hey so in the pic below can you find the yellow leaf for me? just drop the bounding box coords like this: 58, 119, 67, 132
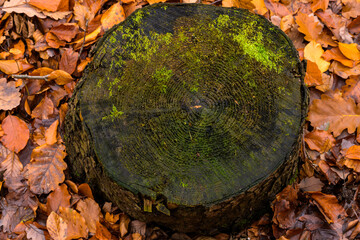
251, 0, 267, 15
101, 3, 126, 31
338, 42, 360, 61
304, 41, 330, 73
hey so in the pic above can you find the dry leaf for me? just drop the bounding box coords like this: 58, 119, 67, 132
0, 78, 21, 110
311, 0, 329, 12
105, 212, 119, 224
0, 60, 22, 75
45, 32, 66, 49
46, 184, 71, 215
318, 160, 340, 184
304, 41, 330, 73
76, 198, 102, 234
50, 24, 79, 42
1, 115, 29, 153
330, 61, 360, 79
0, 152, 23, 180
147, 0, 166, 4
48, 70, 74, 85
304, 130, 335, 153
263, 0, 290, 17
120, 214, 130, 237
59, 207, 88, 239
308, 93, 360, 137
26, 143, 67, 194
304, 61, 323, 87
322, 47, 356, 68
74, 1, 95, 30
342, 76, 360, 103
59, 49, 79, 75
31, 95, 55, 119
78, 183, 94, 199
310, 192, 346, 224
342, 0, 360, 19
46, 211, 67, 240
45, 120, 59, 145
338, 42, 360, 61
296, 12, 323, 42
299, 177, 324, 192
2, 0, 46, 18
251, 0, 268, 15
95, 222, 112, 240
25, 223, 46, 240
28, 0, 69, 12
101, 3, 126, 31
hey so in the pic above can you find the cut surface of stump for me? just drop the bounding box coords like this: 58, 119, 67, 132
64, 3, 307, 232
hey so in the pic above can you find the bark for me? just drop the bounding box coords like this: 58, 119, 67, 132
64, 3, 307, 233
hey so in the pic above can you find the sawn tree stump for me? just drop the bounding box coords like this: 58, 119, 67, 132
64, 3, 307, 232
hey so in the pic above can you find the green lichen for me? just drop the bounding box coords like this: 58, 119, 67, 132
102, 105, 124, 122
153, 67, 173, 93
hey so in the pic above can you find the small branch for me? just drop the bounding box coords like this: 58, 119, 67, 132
12, 74, 49, 80
78, 19, 90, 62
210, 0, 222, 5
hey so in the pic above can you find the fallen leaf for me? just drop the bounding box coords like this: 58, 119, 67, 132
48, 70, 74, 85
49, 85, 68, 107
0, 152, 23, 181
45, 32, 66, 49
31, 95, 55, 120
0, 60, 22, 75
310, 192, 346, 224
25, 223, 46, 240
119, 214, 130, 237
46, 184, 71, 214
304, 61, 323, 87
77, 57, 92, 72
318, 160, 340, 184
59, 207, 88, 239
101, 3, 126, 31
147, 0, 166, 4
338, 42, 360, 61
280, 14, 294, 33
322, 47, 356, 68
272, 185, 298, 229
26, 143, 67, 194
132, 232, 143, 240
341, 0, 360, 19
307, 92, 360, 137
311, 0, 329, 12
10, 40, 25, 59
73, 26, 102, 50
263, 0, 290, 17
348, 16, 360, 34
45, 120, 59, 145
1, 115, 29, 153
304, 130, 335, 153
330, 61, 360, 79
304, 41, 330, 73
295, 12, 323, 42
28, 0, 69, 12
251, 0, 268, 15
299, 177, 324, 192
342, 76, 360, 103
46, 211, 67, 240
95, 222, 112, 240
74, 1, 95, 30
76, 198, 102, 234
78, 183, 94, 199
105, 212, 119, 224
0, 78, 21, 110
50, 24, 79, 42
2, 0, 46, 18
59, 49, 79, 75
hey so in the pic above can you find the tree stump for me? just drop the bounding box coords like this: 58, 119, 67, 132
64, 3, 307, 233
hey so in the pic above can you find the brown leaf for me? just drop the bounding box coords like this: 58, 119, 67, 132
105, 212, 119, 224
295, 12, 323, 42
26, 143, 67, 194
28, 0, 69, 12
74, 1, 95, 30
348, 16, 360, 34
76, 198, 102, 234
78, 183, 94, 199
120, 213, 130, 237
310, 192, 346, 224
77, 57, 92, 73
222, 0, 254, 9
342, 77, 360, 104
322, 47, 356, 68
49, 85, 68, 107
46, 211, 67, 240
45, 120, 59, 145
304, 61, 323, 87
0, 60, 22, 75
101, 2, 126, 31
342, 0, 360, 19
263, 0, 290, 17
95, 222, 112, 240
299, 177, 324, 192
304, 130, 335, 153
1, 115, 29, 153
46, 184, 71, 215
45, 32, 66, 49
73, 26, 102, 50
0, 78, 21, 110
50, 24, 79, 42
25, 223, 46, 240
0, 152, 23, 181
59, 49, 79, 75
308, 93, 360, 137
272, 185, 298, 229
59, 207, 88, 239
31, 95, 55, 120
2, 0, 46, 18
48, 70, 73, 85
10, 40, 25, 59
318, 160, 340, 184
311, 0, 329, 12
329, 61, 360, 79
33, 126, 46, 146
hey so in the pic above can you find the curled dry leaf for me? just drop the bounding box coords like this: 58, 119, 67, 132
95, 222, 112, 240
344, 145, 360, 172
304, 129, 335, 153
311, 0, 329, 12
26, 143, 67, 195
341, 0, 360, 19
308, 93, 360, 137
120, 213, 130, 237
25, 223, 46, 240
330, 61, 360, 79
2, 0, 46, 18
322, 47, 356, 68
46, 184, 71, 215
299, 177, 324, 192
304, 41, 330, 73
1, 115, 29, 153
310, 192, 346, 224
76, 198, 102, 234
0, 78, 21, 110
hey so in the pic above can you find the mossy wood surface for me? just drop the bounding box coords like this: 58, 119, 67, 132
64, 3, 306, 232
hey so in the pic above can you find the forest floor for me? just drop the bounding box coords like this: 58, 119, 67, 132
0, 0, 359, 239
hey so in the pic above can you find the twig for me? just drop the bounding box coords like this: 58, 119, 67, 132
12, 74, 49, 80
210, 0, 222, 5
78, 19, 90, 62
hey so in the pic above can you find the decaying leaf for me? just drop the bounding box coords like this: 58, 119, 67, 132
47, 70, 74, 85
0, 152, 23, 181
1, 115, 29, 153
310, 192, 346, 224
28, 0, 69, 12
76, 198, 102, 234
2, 0, 46, 18
299, 177, 324, 192
31, 95, 55, 119
0, 78, 21, 110
59, 49, 79, 75
26, 143, 67, 194
46, 211, 67, 240
342, 76, 360, 103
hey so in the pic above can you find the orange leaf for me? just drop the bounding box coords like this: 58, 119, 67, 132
74, 2, 95, 30
322, 47, 356, 68
50, 23, 79, 42
263, 0, 290, 17
76, 198, 102, 234
59, 207, 88, 239
342, 76, 360, 104
304, 130, 335, 153
47, 211, 67, 240
78, 183, 94, 199
10, 40, 25, 60
307, 93, 360, 137
251, 0, 267, 15
0, 78, 21, 111
77, 57, 92, 73
101, 3, 125, 31
95, 222, 112, 240
1, 115, 29, 153
338, 42, 360, 61
0, 152, 23, 180
120, 214, 130, 237
345, 145, 360, 160
311, 0, 329, 12
132, 232, 143, 240
304, 61, 323, 87
295, 12, 323, 42
31, 95, 55, 119
329, 61, 360, 79
59, 49, 79, 75
45, 32, 66, 49
45, 120, 59, 145
147, 0, 166, 4
304, 41, 330, 73
26, 143, 67, 194
28, 0, 69, 12
0, 60, 22, 75
310, 192, 346, 224
48, 70, 73, 86
105, 212, 119, 224
33, 126, 46, 146
46, 184, 71, 215
73, 26, 102, 50
342, 0, 360, 19
30, 67, 54, 76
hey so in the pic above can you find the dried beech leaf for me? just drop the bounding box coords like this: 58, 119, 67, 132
0, 60, 21, 75
251, 0, 267, 15
26, 143, 67, 194
338, 42, 360, 61
304, 61, 323, 87
295, 12, 323, 42
101, 3, 126, 31
2, 0, 46, 18
46, 211, 67, 240
299, 177, 324, 192
342, 0, 360, 19
95, 222, 112, 240
78, 183, 94, 199
59, 49, 79, 75
31, 95, 55, 119
310, 192, 346, 224
311, 0, 329, 12
25, 224, 46, 240
46, 184, 71, 215
0, 152, 23, 180
0, 78, 21, 110
76, 198, 102, 234
329, 61, 360, 79
50, 24, 79, 42
28, 0, 69, 12
59, 207, 88, 239
45, 120, 59, 145
342, 77, 360, 104
304, 130, 335, 153
1, 115, 29, 153
322, 48, 356, 68
120, 214, 130, 237
304, 41, 330, 73
47, 70, 73, 85
308, 94, 360, 137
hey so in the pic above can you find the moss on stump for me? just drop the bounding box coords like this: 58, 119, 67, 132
64, 3, 307, 233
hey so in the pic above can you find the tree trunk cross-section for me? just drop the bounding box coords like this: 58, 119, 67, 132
64, 3, 307, 232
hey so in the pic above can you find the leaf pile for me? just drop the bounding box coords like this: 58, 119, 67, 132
0, 0, 359, 239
